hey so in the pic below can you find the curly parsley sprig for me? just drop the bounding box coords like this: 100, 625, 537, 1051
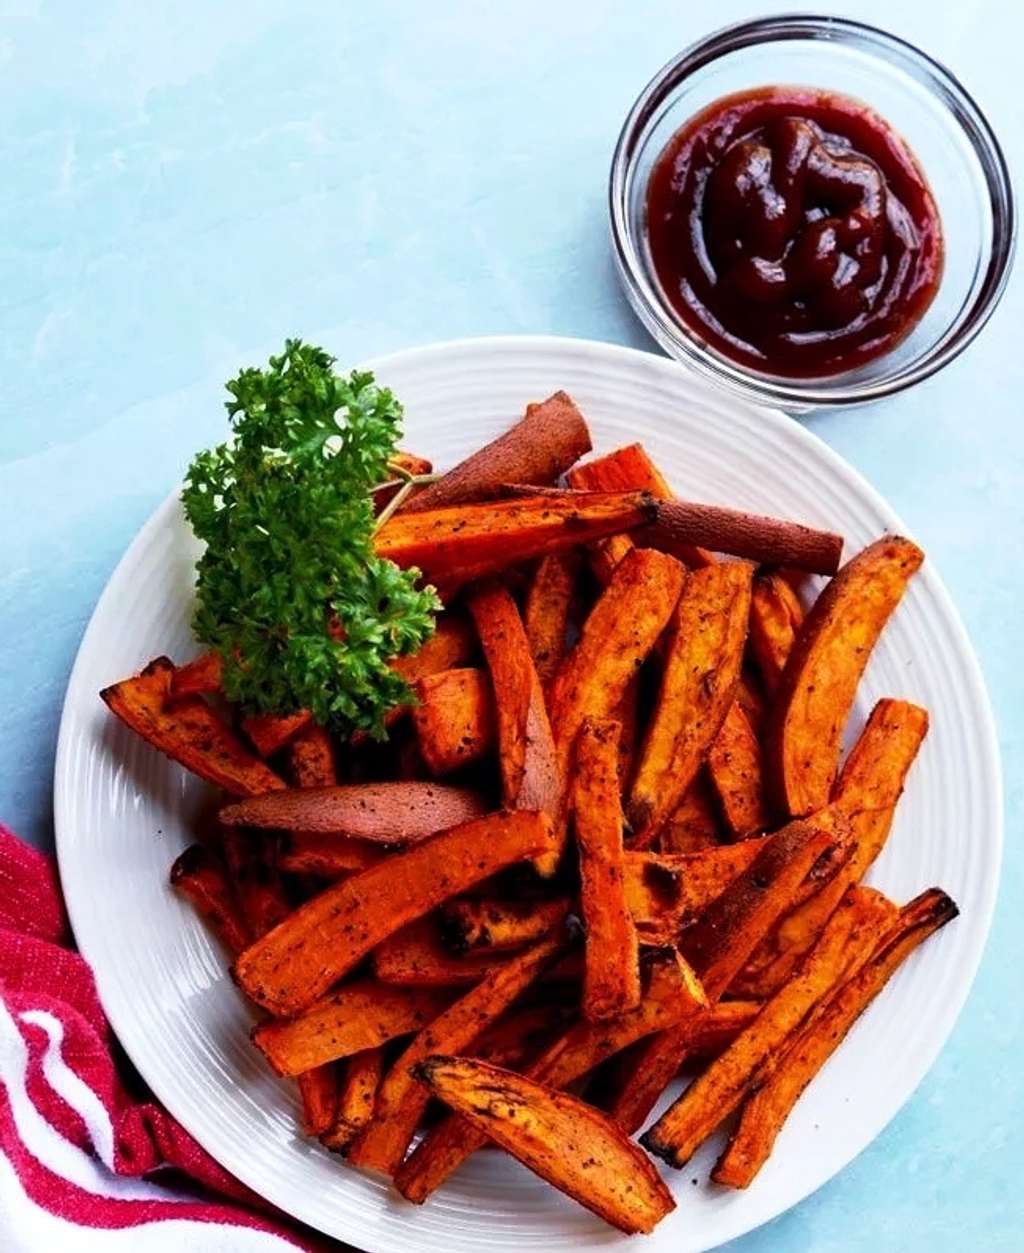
182, 340, 440, 738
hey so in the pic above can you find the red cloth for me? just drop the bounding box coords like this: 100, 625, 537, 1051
0, 822, 318, 1250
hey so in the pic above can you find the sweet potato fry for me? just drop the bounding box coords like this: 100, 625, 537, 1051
169, 650, 223, 700
707, 702, 768, 838
376, 490, 657, 585
402, 391, 591, 513
222, 830, 291, 939
374, 917, 505, 986
288, 724, 337, 789
470, 1007, 571, 1070
297, 1066, 339, 1137
253, 980, 451, 1076
241, 710, 313, 758
411, 668, 495, 775
346, 933, 565, 1175
277, 832, 384, 876
766, 535, 924, 817
394, 951, 705, 1202
658, 776, 724, 852
645, 498, 843, 575
748, 571, 804, 694
587, 532, 635, 585
567, 441, 714, 569
412, 1056, 676, 1234
441, 896, 568, 953
234, 811, 554, 1015
735, 670, 767, 736
467, 581, 560, 866
628, 562, 753, 846
548, 547, 686, 786
389, 614, 477, 685
607, 814, 843, 1133
623, 842, 763, 942
170, 844, 250, 954
713, 888, 958, 1188
523, 550, 582, 687
220, 781, 486, 843
734, 699, 929, 997
641, 886, 892, 1166
678, 1000, 763, 1061
101, 658, 287, 797
574, 718, 641, 1021
320, 1048, 383, 1152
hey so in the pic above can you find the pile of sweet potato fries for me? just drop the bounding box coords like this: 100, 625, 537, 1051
102, 392, 957, 1235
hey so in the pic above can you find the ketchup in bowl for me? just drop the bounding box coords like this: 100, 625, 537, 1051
646, 87, 943, 378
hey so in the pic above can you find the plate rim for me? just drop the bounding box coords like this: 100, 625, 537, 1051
53, 333, 1003, 1253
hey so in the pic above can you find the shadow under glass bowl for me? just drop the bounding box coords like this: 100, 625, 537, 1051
609, 14, 1015, 410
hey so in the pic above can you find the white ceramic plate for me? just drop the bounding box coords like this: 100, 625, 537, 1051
54, 336, 1001, 1253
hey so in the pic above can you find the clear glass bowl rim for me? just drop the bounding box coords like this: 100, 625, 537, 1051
608, 13, 1016, 409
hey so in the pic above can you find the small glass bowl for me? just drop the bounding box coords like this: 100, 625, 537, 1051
609, 14, 1015, 409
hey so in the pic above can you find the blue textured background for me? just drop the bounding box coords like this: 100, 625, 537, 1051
1, 1, 1019, 1247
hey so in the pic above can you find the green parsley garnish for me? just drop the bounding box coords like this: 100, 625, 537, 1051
181, 339, 440, 738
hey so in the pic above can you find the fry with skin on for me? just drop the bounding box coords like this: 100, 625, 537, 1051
252, 981, 452, 1076
748, 571, 804, 694
713, 888, 958, 1188
373, 917, 506, 987
394, 950, 706, 1202
567, 442, 714, 577
413, 1056, 676, 1235
628, 562, 753, 847
607, 813, 845, 1134
467, 580, 560, 872
101, 657, 286, 798
402, 391, 591, 513
411, 669, 495, 775
707, 702, 768, 838
346, 932, 566, 1175
734, 699, 929, 998
220, 781, 486, 843
233, 810, 555, 1016
644, 497, 843, 575
170, 844, 250, 955
548, 547, 687, 788
441, 896, 568, 954
574, 718, 641, 1021
524, 550, 582, 688
375, 490, 658, 586
320, 1048, 385, 1152
641, 886, 894, 1166
766, 535, 924, 818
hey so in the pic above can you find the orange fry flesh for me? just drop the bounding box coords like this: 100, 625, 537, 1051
233, 810, 554, 1016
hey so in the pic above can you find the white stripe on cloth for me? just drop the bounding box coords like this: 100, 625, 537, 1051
0, 997, 298, 1248
0, 1147, 297, 1253
20, 1010, 120, 1172
0, 994, 157, 1200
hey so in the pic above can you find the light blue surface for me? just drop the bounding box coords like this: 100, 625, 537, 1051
1, 1, 1019, 1247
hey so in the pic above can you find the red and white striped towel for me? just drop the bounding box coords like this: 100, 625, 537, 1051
0, 823, 322, 1251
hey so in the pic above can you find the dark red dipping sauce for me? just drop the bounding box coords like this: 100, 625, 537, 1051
646, 87, 943, 378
